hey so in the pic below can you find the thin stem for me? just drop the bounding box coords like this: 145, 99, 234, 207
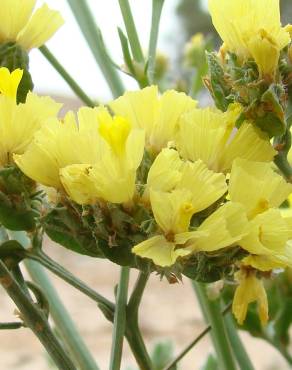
148, 0, 165, 83
0, 260, 76, 370
0, 322, 24, 329
126, 272, 152, 370
25, 259, 100, 370
67, 0, 125, 98
39, 45, 96, 107
224, 313, 255, 370
163, 303, 231, 370
27, 250, 114, 311
274, 153, 292, 182
193, 282, 237, 370
109, 266, 130, 370
118, 0, 144, 63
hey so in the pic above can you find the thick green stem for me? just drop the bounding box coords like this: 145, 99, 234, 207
25, 259, 100, 370
224, 313, 255, 370
39, 45, 96, 107
193, 282, 237, 370
0, 260, 76, 370
27, 250, 114, 311
110, 266, 130, 370
118, 0, 144, 63
148, 0, 165, 83
9, 231, 100, 370
67, 0, 125, 98
126, 272, 152, 370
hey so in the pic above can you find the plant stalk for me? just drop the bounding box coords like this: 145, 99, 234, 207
126, 272, 152, 370
193, 282, 237, 370
0, 260, 76, 370
109, 266, 130, 370
118, 0, 144, 63
148, 0, 165, 83
9, 231, 100, 370
27, 249, 115, 311
25, 259, 100, 370
67, 0, 125, 98
224, 313, 255, 370
39, 45, 96, 107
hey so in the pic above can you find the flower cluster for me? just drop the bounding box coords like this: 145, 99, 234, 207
1, 0, 292, 327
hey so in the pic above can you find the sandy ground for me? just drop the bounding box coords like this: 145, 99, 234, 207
0, 239, 291, 370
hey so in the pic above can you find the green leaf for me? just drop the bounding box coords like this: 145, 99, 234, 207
0, 191, 36, 231
43, 206, 103, 258
0, 240, 26, 263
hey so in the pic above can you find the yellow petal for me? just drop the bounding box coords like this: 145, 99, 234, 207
178, 160, 227, 213
149, 90, 197, 151
229, 158, 292, 218
150, 189, 195, 235
110, 86, 159, 138
0, 0, 36, 42
0, 68, 23, 100
17, 4, 64, 50
240, 209, 290, 255
177, 107, 227, 170
190, 202, 248, 252
132, 235, 189, 267
60, 164, 98, 205
218, 123, 276, 172
146, 148, 182, 194
232, 270, 268, 325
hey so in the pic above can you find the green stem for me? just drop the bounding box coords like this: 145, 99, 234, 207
126, 272, 152, 370
9, 231, 100, 370
224, 313, 255, 370
274, 153, 292, 182
67, 0, 125, 98
118, 0, 144, 63
0, 260, 76, 370
193, 282, 237, 370
109, 266, 130, 370
148, 0, 165, 83
25, 259, 100, 370
39, 45, 96, 107
0, 322, 24, 329
27, 250, 114, 311
163, 303, 231, 370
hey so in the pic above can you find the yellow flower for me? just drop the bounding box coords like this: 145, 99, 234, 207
15, 107, 145, 204
133, 193, 247, 267
184, 202, 249, 253
176, 106, 275, 173
133, 189, 206, 267
229, 158, 292, 219
144, 148, 227, 209
0, 1, 64, 50
232, 269, 268, 325
109, 86, 197, 152
208, 0, 290, 78
0, 69, 61, 167
0, 68, 23, 99
239, 208, 292, 255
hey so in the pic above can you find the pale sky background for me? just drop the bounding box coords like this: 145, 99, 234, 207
30, 0, 208, 102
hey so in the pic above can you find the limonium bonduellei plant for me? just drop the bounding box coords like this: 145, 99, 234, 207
1, 0, 292, 370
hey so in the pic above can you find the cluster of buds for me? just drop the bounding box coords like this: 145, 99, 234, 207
0, 0, 292, 327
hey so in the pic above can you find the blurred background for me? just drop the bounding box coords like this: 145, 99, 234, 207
1, 1, 292, 369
